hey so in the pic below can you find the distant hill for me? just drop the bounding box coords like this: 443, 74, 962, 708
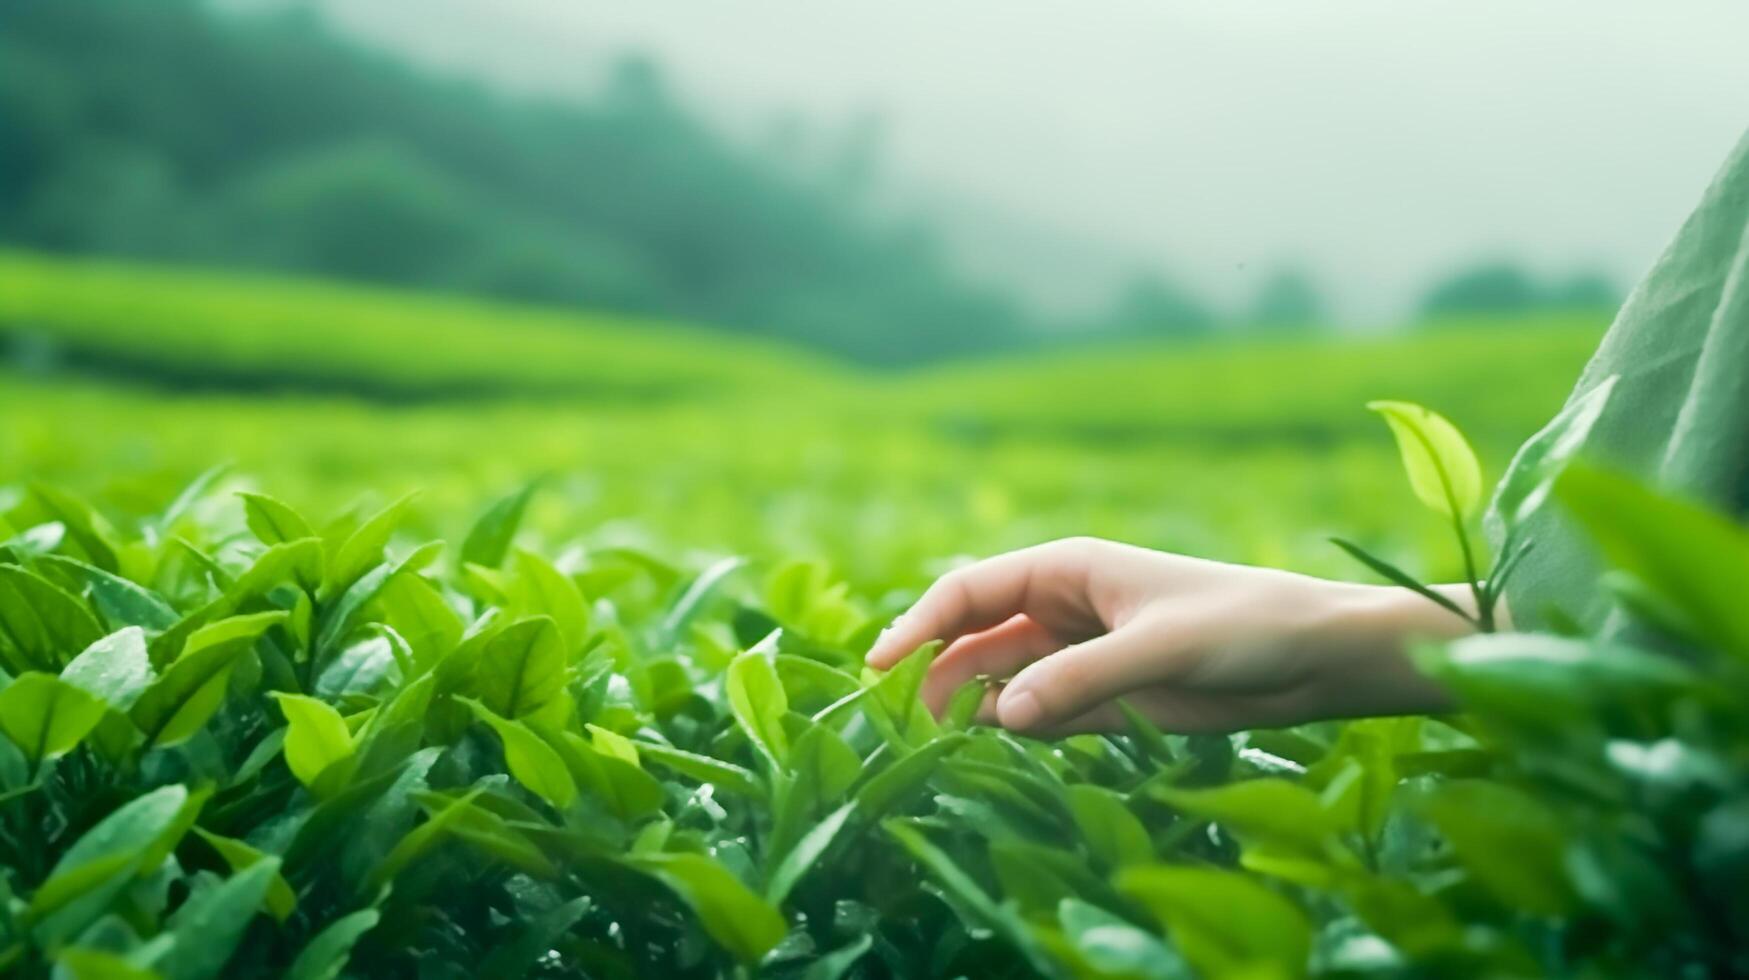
1, 249, 1603, 466
0, 0, 1026, 364
0, 250, 844, 402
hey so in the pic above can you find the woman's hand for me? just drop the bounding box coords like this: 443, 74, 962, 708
864, 537, 1482, 735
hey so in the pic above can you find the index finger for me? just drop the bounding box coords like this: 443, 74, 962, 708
864, 539, 1095, 669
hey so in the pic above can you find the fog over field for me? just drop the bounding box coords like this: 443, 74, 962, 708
321, 0, 1749, 324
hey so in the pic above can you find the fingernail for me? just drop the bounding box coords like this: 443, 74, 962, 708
865, 628, 891, 664
1001, 690, 1041, 730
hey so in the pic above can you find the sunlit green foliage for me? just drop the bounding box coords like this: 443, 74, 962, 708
0, 437, 1742, 977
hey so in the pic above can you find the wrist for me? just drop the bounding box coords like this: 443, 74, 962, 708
1306, 582, 1471, 718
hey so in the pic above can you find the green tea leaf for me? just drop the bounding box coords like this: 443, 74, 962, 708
790, 723, 861, 805
285, 908, 380, 980
943, 677, 988, 731
1065, 784, 1153, 868
1118, 699, 1177, 767
0, 520, 65, 562
137, 783, 212, 880
222, 538, 324, 613
172, 537, 233, 592
508, 549, 588, 655
313, 560, 392, 659
1058, 898, 1190, 980
547, 729, 663, 821
238, 491, 316, 546
40, 556, 179, 631
132, 612, 285, 749
775, 654, 862, 709
1367, 400, 1484, 519
372, 571, 464, 669
863, 641, 941, 748
799, 935, 872, 980
1304, 719, 1414, 843
62, 626, 153, 711
661, 556, 745, 640
1419, 632, 1699, 730
477, 896, 590, 979
30, 785, 188, 943
0, 565, 105, 673
460, 481, 538, 570
192, 828, 298, 922
627, 852, 786, 965
464, 698, 577, 808
182, 608, 289, 663
476, 616, 567, 719
326, 492, 417, 596
154, 464, 230, 536
27, 483, 119, 571
1419, 779, 1576, 917
853, 733, 967, 820
765, 560, 864, 643
1557, 465, 1749, 658
441, 799, 560, 880
765, 801, 854, 905
586, 722, 640, 766
634, 739, 762, 798
1150, 779, 1338, 850
54, 949, 161, 980
368, 788, 486, 890
989, 839, 1109, 914
271, 692, 359, 796
883, 819, 1055, 974
147, 859, 280, 980
1118, 864, 1311, 979
726, 650, 790, 769
0, 672, 107, 768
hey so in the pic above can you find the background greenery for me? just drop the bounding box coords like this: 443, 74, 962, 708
7, 1, 1741, 977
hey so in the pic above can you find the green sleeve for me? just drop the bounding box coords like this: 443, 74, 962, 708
1491, 127, 1749, 630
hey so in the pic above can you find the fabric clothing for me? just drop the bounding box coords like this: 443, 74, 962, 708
1495, 128, 1749, 629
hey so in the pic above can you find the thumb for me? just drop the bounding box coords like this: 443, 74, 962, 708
995, 615, 1184, 731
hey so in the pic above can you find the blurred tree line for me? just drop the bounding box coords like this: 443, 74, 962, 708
1417, 262, 1618, 319
0, 0, 1026, 364
1096, 259, 1617, 343
1100, 266, 1330, 341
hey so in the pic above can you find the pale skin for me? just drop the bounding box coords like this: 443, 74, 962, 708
864, 537, 1500, 735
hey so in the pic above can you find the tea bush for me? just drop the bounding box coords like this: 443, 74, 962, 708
0, 402, 1743, 979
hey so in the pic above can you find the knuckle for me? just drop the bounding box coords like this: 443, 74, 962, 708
939, 563, 975, 586
1058, 535, 1110, 557
921, 567, 975, 619
937, 566, 975, 600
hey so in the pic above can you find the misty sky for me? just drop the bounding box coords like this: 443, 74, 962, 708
323, 1, 1749, 325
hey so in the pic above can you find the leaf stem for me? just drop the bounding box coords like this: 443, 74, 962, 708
1450, 513, 1490, 632
1329, 538, 1476, 627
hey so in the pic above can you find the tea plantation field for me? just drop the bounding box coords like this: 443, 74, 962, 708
0, 251, 1602, 591
8, 253, 1740, 979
